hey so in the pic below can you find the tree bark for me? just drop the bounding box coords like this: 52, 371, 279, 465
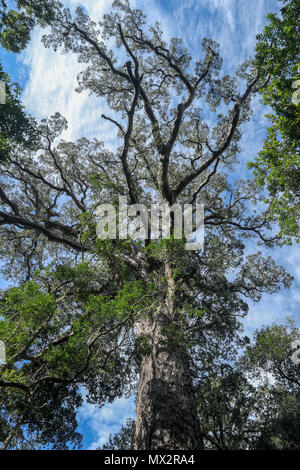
134, 307, 202, 450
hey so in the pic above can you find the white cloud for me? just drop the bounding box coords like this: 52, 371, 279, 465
206, 0, 237, 32
78, 395, 135, 449
21, 27, 84, 140
138, 0, 279, 74
243, 242, 300, 333
20, 0, 114, 141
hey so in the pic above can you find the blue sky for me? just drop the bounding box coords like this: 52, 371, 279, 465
1, 0, 299, 450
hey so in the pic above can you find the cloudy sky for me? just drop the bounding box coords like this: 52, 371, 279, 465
1, 0, 299, 450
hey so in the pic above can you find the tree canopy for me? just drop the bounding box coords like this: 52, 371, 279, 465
0, 0, 298, 450
249, 0, 300, 241
0, 0, 60, 52
0, 62, 38, 162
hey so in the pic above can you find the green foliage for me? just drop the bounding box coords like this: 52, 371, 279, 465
249, 0, 300, 241
53, 262, 97, 301
0, 274, 148, 448
0, 9, 34, 52
144, 237, 186, 267
0, 281, 83, 449
86, 280, 153, 322
0, 282, 56, 365
244, 321, 300, 378
0, 0, 297, 449
90, 172, 124, 193
0, 63, 38, 161
0, 0, 58, 52
250, 324, 292, 362
241, 322, 300, 450
134, 334, 152, 361
161, 322, 192, 352
195, 323, 300, 450
0, 1, 59, 162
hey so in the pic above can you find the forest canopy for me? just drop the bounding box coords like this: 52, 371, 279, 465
0, 0, 299, 451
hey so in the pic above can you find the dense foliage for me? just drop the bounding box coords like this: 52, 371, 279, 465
0, 0, 298, 449
249, 0, 300, 241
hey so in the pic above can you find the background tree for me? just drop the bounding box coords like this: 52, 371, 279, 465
0, 0, 60, 52
241, 322, 300, 449
196, 322, 300, 450
0, 0, 59, 162
102, 418, 136, 450
249, 0, 300, 241
0, 0, 294, 449
0, 62, 38, 162
0, 3, 72, 448
101, 322, 300, 450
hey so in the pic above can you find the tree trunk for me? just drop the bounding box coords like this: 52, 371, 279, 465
134, 308, 202, 450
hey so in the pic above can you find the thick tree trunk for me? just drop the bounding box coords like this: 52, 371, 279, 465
134, 308, 202, 450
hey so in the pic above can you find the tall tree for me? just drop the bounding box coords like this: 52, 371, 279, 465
0, 0, 293, 449
102, 322, 300, 450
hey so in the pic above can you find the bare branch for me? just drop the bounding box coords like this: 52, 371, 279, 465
0, 211, 87, 252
